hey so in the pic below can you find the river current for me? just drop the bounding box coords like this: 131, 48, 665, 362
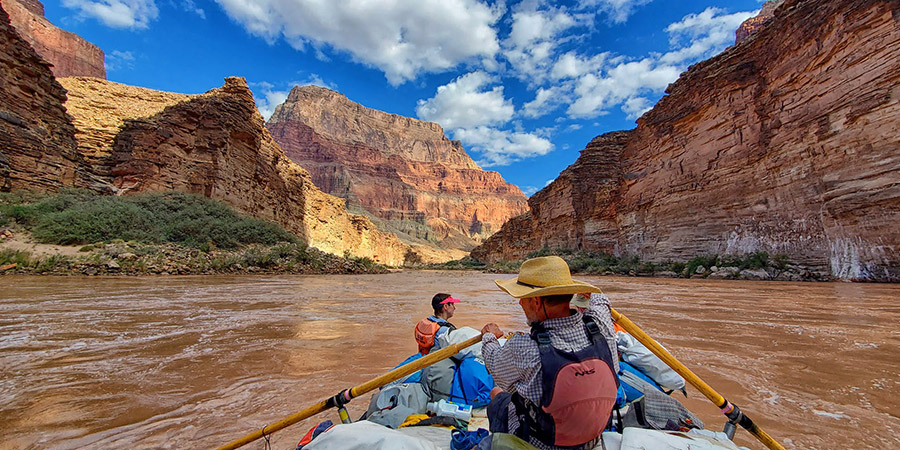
1, 272, 898, 449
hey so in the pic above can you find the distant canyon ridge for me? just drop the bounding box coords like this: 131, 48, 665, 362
266, 86, 527, 257
473, 0, 900, 281
2, 0, 898, 279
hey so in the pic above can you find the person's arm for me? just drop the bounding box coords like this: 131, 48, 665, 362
482, 330, 538, 391
587, 293, 619, 372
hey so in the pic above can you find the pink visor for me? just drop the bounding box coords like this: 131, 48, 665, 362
440, 296, 460, 304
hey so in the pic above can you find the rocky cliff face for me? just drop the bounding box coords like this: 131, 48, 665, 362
266, 86, 528, 253
3, 0, 105, 79
473, 0, 900, 281
58, 77, 410, 265
0, 2, 85, 192
735, 1, 784, 45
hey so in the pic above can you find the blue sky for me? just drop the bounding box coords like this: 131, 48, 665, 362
43, 0, 763, 196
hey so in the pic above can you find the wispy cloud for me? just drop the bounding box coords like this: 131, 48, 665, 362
105, 50, 135, 71
454, 126, 553, 167
62, 0, 159, 29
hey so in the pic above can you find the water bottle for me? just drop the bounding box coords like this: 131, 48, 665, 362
426, 399, 472, 422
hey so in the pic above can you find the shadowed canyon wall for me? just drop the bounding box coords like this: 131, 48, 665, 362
57, 77, 409, 265
473, 0, 900, 281
266, 86, 528, 254
3, 0, 105, 79
0, 2, 86, 192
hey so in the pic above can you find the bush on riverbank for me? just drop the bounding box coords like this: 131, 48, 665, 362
0, 191, 386, 276
0, 190, 297, 249
428, 247, 819, 281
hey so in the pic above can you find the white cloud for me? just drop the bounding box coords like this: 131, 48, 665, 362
213, 0, 501, 85
62, 0, 158, 28
453, 126, 553, 167
522, 84, 572, 118
565, 123, 582, 132
250, 83, 289, 120
105, 50, 135, 71
502, 6, 584, 85
660, 7, 757, 64
416, 72, 514, 129
622, 96, 652, 119
577, 0, 653, 23
567, 58, 679, 117
550, 51, 607, 80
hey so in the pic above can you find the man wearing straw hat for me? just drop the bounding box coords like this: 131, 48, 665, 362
481, 256, 619, 450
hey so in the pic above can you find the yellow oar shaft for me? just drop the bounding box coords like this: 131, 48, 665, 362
610, 308, 784, 450
218, 333, 484, 450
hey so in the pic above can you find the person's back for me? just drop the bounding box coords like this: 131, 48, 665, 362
414, 293, 459, 355
481, 256, 618, 450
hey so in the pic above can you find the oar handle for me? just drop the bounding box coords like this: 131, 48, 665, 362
217, 333, 485, 450
610, 308, 785, 450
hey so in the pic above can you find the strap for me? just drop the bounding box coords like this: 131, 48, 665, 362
582, 316, 602, 343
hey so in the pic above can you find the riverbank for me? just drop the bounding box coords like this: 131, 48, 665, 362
0, 229, 385, 275
426, 249, 833, 282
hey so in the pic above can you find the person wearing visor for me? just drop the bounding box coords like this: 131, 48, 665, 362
481, 256, 618, 450
414, 293, 460, 354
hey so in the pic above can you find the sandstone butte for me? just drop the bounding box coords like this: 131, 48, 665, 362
735, 0, 784, 45
3, 0, 105, 79
56, 77, 412, 266
473, 0, 900, 282
266, 86, 529, 259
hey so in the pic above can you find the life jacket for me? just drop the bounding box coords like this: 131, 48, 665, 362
512, 316, 619, 449
414, 317, 456, 355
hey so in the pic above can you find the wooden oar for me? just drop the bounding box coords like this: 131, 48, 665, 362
217, 333, 484, 450
610, 308, 785, 450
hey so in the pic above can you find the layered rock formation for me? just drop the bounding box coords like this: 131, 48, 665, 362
58, 77, 409, 265
735, 0, 784, 45
474, 0, 900, 281
58, 77, 193, 170
0, 2, 84, 191
266, 86, 528, 254
3, 0, 105, 78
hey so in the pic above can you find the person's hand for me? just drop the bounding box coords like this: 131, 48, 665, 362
482, 323, 503, 338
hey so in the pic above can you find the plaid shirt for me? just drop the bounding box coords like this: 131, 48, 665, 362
481, 293, 618, 449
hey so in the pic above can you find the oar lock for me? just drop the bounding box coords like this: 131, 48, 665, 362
330, 389, 355, 424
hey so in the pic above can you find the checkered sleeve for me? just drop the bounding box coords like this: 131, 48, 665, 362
482, 332, 540, 395
586, 293, 619, 373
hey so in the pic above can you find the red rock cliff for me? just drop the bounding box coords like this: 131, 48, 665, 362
58, 77, 410, 265
0, 2, 86, 191
3, 0, 105, 79
473, 0, 900, 281
266, 86, 528, 254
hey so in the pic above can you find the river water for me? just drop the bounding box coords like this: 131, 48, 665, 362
0, 272, 898, 449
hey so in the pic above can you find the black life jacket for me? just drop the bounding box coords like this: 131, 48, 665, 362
512, 316, 619, 449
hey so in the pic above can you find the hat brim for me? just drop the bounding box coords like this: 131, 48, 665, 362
495, 278, 601, 299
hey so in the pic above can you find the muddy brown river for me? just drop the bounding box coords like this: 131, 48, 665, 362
1, 272, 898, 449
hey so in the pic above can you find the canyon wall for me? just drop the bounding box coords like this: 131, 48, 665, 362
3, 0, 105, 79
56, 77, 410, 265
266, 86, 528, 253
473, 0, 900, 281
0, 2, 85, 192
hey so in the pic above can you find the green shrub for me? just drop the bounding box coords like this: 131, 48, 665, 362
1, 190, 299, 249
0, 249, 32, 267
685, 255, 718, 276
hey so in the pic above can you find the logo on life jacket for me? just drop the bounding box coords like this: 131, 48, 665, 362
573, 368, 595, 376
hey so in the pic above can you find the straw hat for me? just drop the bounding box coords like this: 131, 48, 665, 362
495, 256, 602, 298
